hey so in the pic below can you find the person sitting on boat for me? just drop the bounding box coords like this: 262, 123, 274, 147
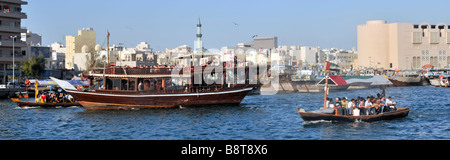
351, 99, 360, 116
40, 93, 47, 103
347, 99, 356, 115
334, 97, 343, 115
364, 97, 374, 115
58, 93, 64, 103
341, 97, 349, 115
358, 99, 366, 115
368, 97, 378, 115
326, 98, 333, 109
386, 97, 397, 111
48, 93, 56, 103
380, 96, 388, 113
373, 98, 385, 114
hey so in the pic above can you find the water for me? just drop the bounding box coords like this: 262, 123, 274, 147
0, 86, 448, 140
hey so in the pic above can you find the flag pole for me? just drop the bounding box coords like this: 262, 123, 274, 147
323, 61, 330, 109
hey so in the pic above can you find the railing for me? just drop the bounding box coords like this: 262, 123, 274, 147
97, 84, 251, 95
92, 67, 190, 75
91, 65, 267, 75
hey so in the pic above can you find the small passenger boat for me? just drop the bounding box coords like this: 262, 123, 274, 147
297, 61, 410, 122
11, 98, 81, 108
296, 108, 410, 122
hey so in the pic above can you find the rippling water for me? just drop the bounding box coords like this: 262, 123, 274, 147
0, 86, 448, 140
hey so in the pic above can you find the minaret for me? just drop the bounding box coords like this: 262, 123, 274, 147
195, 18, 203, 53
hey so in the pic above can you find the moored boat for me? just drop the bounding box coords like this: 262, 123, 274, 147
389, 70, 423, 86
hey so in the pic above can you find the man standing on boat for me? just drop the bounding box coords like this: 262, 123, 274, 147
138, 82, 144, 91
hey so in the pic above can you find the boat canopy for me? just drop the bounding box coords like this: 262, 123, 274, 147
317, 75, 348, 86
343, 75, 393, 86
29, 79, 89, 86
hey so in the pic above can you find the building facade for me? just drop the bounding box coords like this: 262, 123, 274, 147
0, 0, 27, 84
65, 27, 96, 69
358, 20, 450, 70
21, 30, 41, 46
247, 36, 278, 49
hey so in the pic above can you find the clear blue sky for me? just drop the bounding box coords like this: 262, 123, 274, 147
22, 0, 450, 52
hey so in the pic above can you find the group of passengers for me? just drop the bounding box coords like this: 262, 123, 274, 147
326, 95, 397, 116
37, 91, 74, 103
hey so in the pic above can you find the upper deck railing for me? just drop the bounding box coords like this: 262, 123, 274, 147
91, 65, 267, 75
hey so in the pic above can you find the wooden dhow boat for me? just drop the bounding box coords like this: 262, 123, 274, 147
51, 65, 265, 110
51, 32, 265, 110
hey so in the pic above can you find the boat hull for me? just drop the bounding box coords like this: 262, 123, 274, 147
390, 79, 423, 86
65, 87, 253, 110
297, 108, 410, 122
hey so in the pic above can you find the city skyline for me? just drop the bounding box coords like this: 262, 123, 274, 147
22, 0, 450, 52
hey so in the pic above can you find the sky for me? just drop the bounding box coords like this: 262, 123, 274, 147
22, 0, 450, 52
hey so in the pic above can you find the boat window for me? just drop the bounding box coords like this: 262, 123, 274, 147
112, 79, 121, 90
106, 79, 113, 90
121, 79, 128, 90
144, 79, 150, 91
129, 80, 135, 91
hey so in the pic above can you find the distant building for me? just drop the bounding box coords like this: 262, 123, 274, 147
50, 42, 66, 69
324, 48, 357, 71
73, 45, 91, 71
51, 52, 65, 69
0, 0, 28, 84
247, 36, 278, 49
284, 46, 324, 67
65, 27, 96, 69
136, 41, 153, 53
21, 30, 41, 46
358, 20, 450, 70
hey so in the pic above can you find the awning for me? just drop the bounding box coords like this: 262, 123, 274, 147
343, 75, 393, 86
317, 75, 348, 86
29, 79, 90, 86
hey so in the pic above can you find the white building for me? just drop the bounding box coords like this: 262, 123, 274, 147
324, 48, 357, 71
358, 20, 450, 70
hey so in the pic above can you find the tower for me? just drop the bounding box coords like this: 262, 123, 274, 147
195, 18, 203, 53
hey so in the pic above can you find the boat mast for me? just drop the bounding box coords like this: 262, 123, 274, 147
323, 61, 330, 109
103, 31, 110, 90
107, 31, 110, 67
35, 79, 39, 103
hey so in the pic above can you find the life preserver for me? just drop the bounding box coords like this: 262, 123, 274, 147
25, 79, 31, 87
226, 62, 232, 68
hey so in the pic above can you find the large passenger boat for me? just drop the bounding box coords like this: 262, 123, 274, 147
389, 70, 423, 86
51, 65, 264, 110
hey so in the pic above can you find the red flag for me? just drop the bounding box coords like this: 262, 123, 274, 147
107, 32, 110, 37
325, 61, 331, 71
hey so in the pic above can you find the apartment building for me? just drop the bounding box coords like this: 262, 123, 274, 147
358, 20, 450, 70
0, 0, 27, 84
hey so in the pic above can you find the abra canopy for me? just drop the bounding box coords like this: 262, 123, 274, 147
317, 75, 348, 86
343, 75, 393, 86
